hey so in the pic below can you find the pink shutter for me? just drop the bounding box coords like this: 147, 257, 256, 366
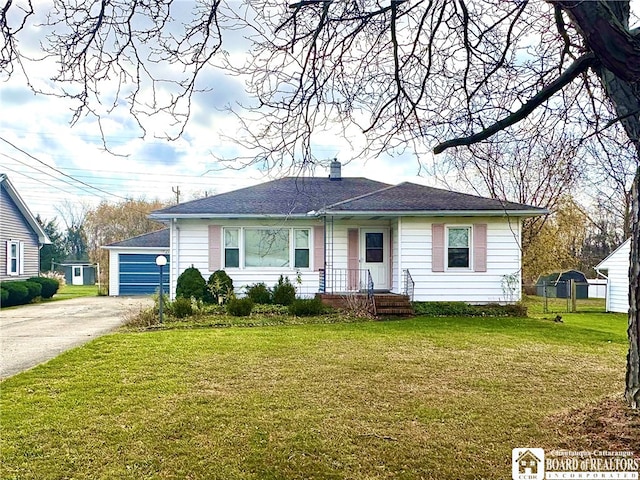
432, 224, 445, 272
347, 229, 359, 290
208, 225, 221, 272
313, 226, 325, 271
473, 224, 487, 272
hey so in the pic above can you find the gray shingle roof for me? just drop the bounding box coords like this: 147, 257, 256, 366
105, 229, 170, 248
151, 177, 392, 217
323, 182, 543, 213
149, 177, 546, 218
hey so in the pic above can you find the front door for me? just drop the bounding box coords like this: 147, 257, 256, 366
360, 228, 390, 290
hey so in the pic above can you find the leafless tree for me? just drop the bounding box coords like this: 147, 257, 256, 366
1, 0, 639, 406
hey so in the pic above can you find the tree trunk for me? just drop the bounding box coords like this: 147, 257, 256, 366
628, 168, 640, 408
556, 0, 640, 409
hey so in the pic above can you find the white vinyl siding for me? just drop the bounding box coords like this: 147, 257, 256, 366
171, 219, 323, 299
169, 216, 523, 303
398, 217, 522, 303
597, 239, 630, 313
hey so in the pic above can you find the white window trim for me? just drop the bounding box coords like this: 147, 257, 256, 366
222, 227, 313, 270
445, 225, 473, 271
223, 227, 241, 269
6, 240, 22, 276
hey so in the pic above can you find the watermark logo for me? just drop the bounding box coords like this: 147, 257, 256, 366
512, 448, 639, 480
512, 448, 545, 480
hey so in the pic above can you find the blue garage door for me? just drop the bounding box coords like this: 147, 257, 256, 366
119, 254, 170, 295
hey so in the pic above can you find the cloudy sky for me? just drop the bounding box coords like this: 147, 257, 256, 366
0, 2, 434, 224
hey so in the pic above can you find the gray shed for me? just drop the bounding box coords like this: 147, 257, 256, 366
535, 270, 589, 299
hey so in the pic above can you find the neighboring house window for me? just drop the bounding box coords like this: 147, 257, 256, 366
224, 228, 240, 268
294, 229, 310, 268
6, 240, 21, 276
447, 226, 471, 269
245, 228, 290, 268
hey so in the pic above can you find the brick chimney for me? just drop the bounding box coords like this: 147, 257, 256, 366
329, 159, 341, 181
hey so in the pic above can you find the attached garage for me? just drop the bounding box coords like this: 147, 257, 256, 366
118, 253, 170, 295
103, 229, 170, 296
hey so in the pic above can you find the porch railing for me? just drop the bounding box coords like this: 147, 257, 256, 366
403, 269, 415, 301
318, 268, 374, 295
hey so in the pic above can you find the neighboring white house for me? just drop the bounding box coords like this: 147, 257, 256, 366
0, 174, 50, 281
147, 161, 546, 303
596, 238, 630, 313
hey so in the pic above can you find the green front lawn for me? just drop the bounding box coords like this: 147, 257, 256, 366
49, 284, 99, 301
0, 312, 633, 479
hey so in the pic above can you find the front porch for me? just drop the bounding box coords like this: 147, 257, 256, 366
317, 268, 415, 317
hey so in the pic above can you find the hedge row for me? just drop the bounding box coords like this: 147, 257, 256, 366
1, 277, 60, 307
412, 301, 527, 317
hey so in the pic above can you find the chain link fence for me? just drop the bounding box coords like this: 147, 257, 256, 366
523, 280, 606, 313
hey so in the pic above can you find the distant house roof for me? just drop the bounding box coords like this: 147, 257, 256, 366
0, 174, 50, 244
149, 176, 546, 220
103, 229, 170, 249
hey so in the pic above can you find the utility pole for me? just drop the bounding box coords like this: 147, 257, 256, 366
172, 186, 181, 204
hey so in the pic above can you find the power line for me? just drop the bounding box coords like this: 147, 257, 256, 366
0, 136, 129, 201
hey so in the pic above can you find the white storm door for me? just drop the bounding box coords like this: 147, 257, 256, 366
360, 228, 389, 290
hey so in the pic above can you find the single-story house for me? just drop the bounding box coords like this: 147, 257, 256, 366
0, 174, 51, 281
596, 238, 630, 313
148, 161, 546, 303
103, 229, 170, 296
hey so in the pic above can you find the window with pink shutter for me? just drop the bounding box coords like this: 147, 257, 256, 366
432, 224, 445, 272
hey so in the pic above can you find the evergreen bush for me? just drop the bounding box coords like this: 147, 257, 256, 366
3, 282, 29, 306
1, 287, 8, 306
208, 270, 234, 304
23, 281, 42, 300
272, 275, 296, 306
246, 282, 272, 304
169, 297, 194, 318
176, 266, 207, 301
288, 297, 324, 316
226, 297, 254, 317
28, 277, 60, 298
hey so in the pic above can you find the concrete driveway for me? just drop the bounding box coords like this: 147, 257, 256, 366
0, 296, 153, 380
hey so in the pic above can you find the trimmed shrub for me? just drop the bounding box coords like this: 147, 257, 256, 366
1, 287, 8, 306
412, 301, 527, 317
226, 297, 254, 317
272, 275, 296, 306
3, 282, 29, 306
170, 297, 194, 319
176, 266, 207, 301
208, 270, 234, 304
288, 297, 324, 316
246, 282, 272, 304
23, 281, 42, 300
28, 277, 60, 299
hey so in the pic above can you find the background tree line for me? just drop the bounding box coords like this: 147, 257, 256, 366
38, 198, 167, 293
